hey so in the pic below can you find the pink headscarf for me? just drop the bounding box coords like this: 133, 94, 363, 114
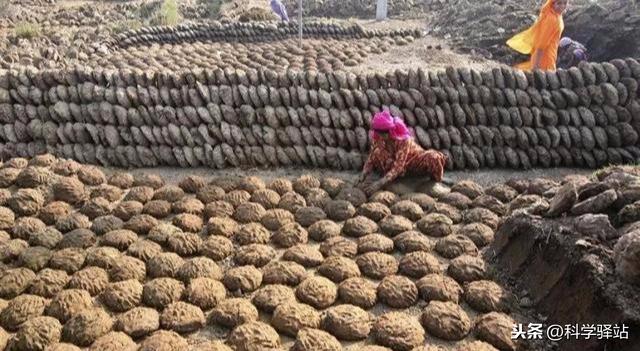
370, 111, 412, 141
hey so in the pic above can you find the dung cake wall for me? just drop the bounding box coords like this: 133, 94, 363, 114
0, 23, 639, 170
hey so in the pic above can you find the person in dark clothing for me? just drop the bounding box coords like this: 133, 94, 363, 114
557, 37, 588, 69
270, 0, 289, 21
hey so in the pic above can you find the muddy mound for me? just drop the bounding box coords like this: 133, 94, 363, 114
295, 276, 337, 309
283, 244, 324, 267
61, 308, 113, 347
377, 275, 418, 308
322, 304, 373, 341
185, 277, 226, 310
417, 274, 463, 303
226, 322, 281, 351
252, 284, 296, 313
142, 278, 184, 309
8, 316, 62, 351
291, 328, 341, 351
373, 312, 425, 351
272, 302, 321, 337
160, 302, 205, 333
47, 289, 93, 322
138, 330, 187, 351
210, 298, 258, 328
474, 312, 518, 351
101, 280, 143, 313
223, 266, 263, 294
489, 213, 640, 351
319, 236, 354, 258
115, 307, 160, 338
421, 300, 472, 341
338, 277, 378, 309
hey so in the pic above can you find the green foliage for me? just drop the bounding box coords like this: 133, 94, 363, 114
152, 0, 181, 26
110, 19, 143, 34
14, 22, 40, 40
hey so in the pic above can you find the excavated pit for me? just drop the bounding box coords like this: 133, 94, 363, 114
487, 214, 640, 351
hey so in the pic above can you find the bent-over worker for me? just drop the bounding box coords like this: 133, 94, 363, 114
557, 37, 588, 69
356, 111, 448, 196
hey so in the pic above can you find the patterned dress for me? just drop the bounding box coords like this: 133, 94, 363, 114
363, 138, 447, 182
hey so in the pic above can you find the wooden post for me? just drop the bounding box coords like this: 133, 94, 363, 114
298, 0, 303, 44
376, 0, 388, 21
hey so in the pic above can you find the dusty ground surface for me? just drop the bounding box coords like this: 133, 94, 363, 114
128, 167, 592, 190
345, 19, 500, 73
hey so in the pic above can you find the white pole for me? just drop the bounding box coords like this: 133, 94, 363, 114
298, 0, 302, 45
376, 0, 388, 21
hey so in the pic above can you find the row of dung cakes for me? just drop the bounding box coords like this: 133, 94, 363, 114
0, 59, 638, 170
3, 58, 634, 92
109, 21, 422, 48
84, 36, 408, 74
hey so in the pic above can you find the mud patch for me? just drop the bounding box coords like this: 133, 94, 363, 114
486, 214, 640, 351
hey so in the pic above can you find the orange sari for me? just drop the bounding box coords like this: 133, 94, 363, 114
507, 0, 564, 71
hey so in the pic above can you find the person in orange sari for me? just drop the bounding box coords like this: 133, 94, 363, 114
507, 0, 569, 71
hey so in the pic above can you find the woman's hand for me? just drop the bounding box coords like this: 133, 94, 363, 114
363, 179, 387, 196
355, 173, 369, 185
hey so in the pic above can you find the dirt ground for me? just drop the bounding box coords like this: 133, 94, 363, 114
347, 19, 501, 73
124, 167, 592, 190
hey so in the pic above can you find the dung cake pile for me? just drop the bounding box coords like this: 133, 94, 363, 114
1, 54, 639, 171
0, 153, 586, 350
97, 20, 420, 73
77, 37, 406, 73
110, 22, 419, 48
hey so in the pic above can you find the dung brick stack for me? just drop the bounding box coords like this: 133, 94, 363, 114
0, 58, 639, 170
111, 21, 421, 48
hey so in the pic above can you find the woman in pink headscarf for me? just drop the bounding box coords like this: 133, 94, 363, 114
357, 111, 448, 195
